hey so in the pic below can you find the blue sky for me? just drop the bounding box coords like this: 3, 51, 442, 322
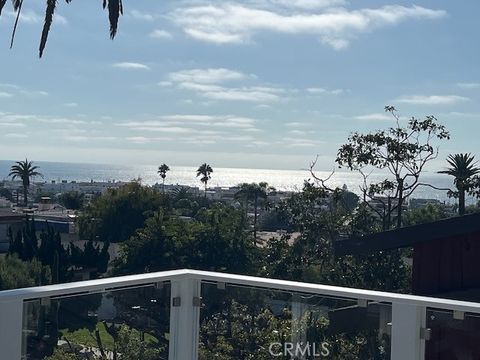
0, 0, 479, 170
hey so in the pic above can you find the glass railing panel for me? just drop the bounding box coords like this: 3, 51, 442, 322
199, 282, 392, 359
425, 308, 480, 360
21, 282, 171, 360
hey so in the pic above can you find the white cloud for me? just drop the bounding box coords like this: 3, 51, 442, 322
354, 113, 392, 121
395, 95, 469, 105
64, 102, 79, 108
0, 83, 20, 90
129, 10, 156, 21
117, 114, 259, 130
166, 68, 284, 102
0, 122, 25, 128
283, 137, 322, 147
170, 3, 446, 49
457, 82, 480, 89
199, 86, 280, 102
288, 129, 315, 136
0, 111, 98, 126
262, 0, 346, 10
168, 68, 247, 84
0, 83, 48, 97
150, 29, 173, 39
4, 133, 28, 139
65, 135, 117, 142
3, 10, 67, 25
18, 90, 49, 97
285, 122, 312, 127
113, 62, 151, 70
438, 112, 480, 120
307, 87, 344, 95
126, 136, 151, 144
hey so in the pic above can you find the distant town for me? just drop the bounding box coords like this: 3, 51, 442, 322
0, 176, 456, 259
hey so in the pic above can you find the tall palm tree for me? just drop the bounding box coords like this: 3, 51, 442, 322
438, 153, 480, 215
196, 163, 213, 197
235, 182, 275, 242
9, 159, 43, 207
157, 164, 170, 193
0, 0, 123, 57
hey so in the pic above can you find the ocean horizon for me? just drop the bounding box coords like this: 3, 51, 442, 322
0, 159, 463, 202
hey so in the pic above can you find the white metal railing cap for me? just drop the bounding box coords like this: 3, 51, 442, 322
1, 269, 480, 314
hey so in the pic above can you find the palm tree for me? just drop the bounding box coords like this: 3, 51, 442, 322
9, 159, 43, 207
235, 182, 275, 242
0, 0, 123, 57
196, 163, 213, 197
438, 153, 480, 215
157, 164, 170, 193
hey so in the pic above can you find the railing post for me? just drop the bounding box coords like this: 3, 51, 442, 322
0, 299, 23, 359
391, 303, 426, 360
168, 277, 201, 360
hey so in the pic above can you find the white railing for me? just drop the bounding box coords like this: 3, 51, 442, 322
1, 269, 480, 359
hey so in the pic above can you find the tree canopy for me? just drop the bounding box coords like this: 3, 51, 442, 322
439, 153, 480, 215
336, 106, 450, 229
0, 254, 51, 291
78, 181, 168, 243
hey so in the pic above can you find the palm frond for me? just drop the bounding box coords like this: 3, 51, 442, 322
39, 0, 57, 58
107, 0, 122, 39
10, 0, 23, 49
0, 0, 8, 16
11, 0, 21, 10
438, 153, 480, 186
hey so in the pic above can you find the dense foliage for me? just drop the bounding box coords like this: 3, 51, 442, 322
57, 191, 85, 210
9, 219, 109, 283
0, 255, 51, 290
78, 181, 169, 243
116, 203, 255, 275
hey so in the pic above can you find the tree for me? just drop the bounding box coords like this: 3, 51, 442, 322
235, 182, 275, 242
58, 191, 84, 210
9, 159, 43, 206
0, 187, 13, 201
404, 203, 448, 226
271, 181, 411, 292
116, 204, 255, 276
438, 153, 480, 215
0, 0, 123, 58
336, 106, 450, 229
197, 163, 213, 197
0, 255, 51, 291
157, 164, 170, 193
44, 325, 162, 360
78, 181, 168, 243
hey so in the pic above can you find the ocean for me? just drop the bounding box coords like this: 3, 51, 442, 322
0, 160, 462, 202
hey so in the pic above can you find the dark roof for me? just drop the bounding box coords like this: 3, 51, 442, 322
335, 212, 480, 256
0, 210, 24, 224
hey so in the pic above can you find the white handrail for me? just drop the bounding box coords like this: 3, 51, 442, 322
1, 269, 479, 313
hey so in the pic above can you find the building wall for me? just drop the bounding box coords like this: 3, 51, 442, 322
412, 231, 480, 297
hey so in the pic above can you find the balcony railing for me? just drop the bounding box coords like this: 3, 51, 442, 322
1, 269, 480, 359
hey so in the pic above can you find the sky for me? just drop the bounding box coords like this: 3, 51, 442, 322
0, 0, 479, 171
